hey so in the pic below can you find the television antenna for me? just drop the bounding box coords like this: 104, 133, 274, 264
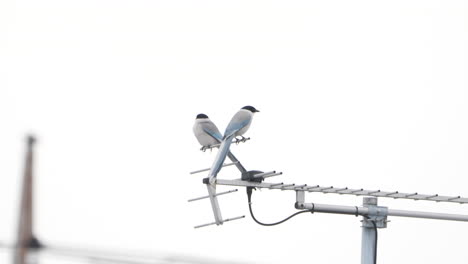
189, 136, 468, 264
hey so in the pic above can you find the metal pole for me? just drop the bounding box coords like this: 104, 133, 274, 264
361, 225, 376, 264
361, 197, 378, 264
297, 200, 468, 222
206, 184, 223, 225
388, 209, 468, 222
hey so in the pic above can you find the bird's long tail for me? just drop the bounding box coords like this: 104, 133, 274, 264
208, 134, 235, 184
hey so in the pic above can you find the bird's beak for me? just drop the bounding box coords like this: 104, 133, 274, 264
255, 109, 260, 112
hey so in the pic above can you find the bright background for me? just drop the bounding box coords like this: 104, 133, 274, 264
1, 0, 467, 263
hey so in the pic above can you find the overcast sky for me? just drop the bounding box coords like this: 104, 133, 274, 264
1, 0, 467, 263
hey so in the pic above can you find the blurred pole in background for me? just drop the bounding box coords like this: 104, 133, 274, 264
13, 135, 42, 264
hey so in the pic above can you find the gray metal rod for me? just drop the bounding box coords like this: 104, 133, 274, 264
299, 203, 369, 215
281, 184, 295, 189
206, 184, 223, 225
188, 189, 238, 202
298, 203, 468, 222
261, 172, 283, 179
269, 183, 284, 188
190, 162, 238, 175
194, 221, 217, 229
222, 215, 245, 223
226, 152, 247, 174
388, 209, 468, 222
252, 171, 276, 178
194, 215, 245, 229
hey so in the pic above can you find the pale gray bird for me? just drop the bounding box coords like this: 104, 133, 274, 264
223, 106, 259, 142
208, 106, 259, 183
193, 113, 223, 151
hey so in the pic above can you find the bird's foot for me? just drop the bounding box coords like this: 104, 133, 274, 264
234, 136, 246, 144
200, 146, 208, 152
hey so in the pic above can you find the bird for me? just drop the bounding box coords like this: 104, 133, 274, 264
208, 106, 259, 183
193, 113, 223, 151
223, 105, 260, 142
193, 113, 248, 174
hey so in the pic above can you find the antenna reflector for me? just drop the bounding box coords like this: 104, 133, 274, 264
188, 189, 238, 202
194, 215, 245, 229
190, 162, 239, 175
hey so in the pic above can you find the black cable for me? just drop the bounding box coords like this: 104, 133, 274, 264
246, 187, 312, 226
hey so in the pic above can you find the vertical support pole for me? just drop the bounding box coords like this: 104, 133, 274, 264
206, 184, 223, 225
14, 135, 42, 264
361, 197, 377, 264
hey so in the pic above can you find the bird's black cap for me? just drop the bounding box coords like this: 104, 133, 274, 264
241, 106, 260, 113
196, 113, 209, 119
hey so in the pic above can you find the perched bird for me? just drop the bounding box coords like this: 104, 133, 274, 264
193, 113, 248, 174
208, 106, 259, 183
193, 113, 222, 151
223, 105, 260, 142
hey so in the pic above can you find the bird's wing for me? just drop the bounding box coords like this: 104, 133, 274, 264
224, 111, 251, 139
202, 122, 223, 142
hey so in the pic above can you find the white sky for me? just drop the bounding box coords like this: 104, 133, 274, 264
1, 0, 467, 263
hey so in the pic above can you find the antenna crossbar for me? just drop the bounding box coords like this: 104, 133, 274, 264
190, 162, 239, 175
214, 179, 468, 204
188, 189, 238, 202
194, 215, 245, 229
